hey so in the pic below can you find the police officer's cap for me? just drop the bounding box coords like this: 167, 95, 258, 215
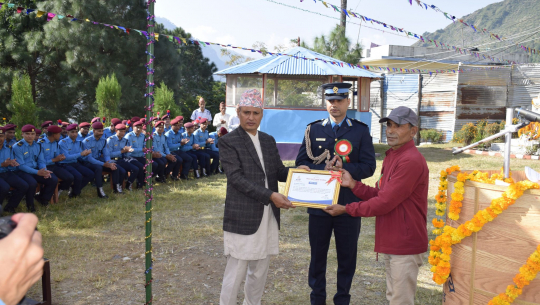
321, 83, 352, 100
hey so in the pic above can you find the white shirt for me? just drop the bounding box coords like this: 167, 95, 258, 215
191, 108, 212, 121
213, 112, 231, 131
223, 131, 279, 260
228, 115, 240, 131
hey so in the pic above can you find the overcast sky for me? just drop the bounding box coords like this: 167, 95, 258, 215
155, 0, 503, 53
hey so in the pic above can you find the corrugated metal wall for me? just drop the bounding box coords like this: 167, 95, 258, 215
381, 74, 419, 143
420, 73, 458, 141
509, 64, 540, 108
369, 78, 383, 143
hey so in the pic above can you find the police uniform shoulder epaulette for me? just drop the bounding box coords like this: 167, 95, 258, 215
17, 141, 24, 146
38, 139, 45, 143
7, 145, 11, 149
85, 138, 91, 142
306, 119, 324, 126
348, 118, 368, 127
109, 135, 115, 139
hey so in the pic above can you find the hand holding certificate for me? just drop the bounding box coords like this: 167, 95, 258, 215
283, 168, 341, 209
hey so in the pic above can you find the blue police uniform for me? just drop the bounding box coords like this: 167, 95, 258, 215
83, 135, 125, 189
205, 131, 220, 174
58, 136, 94, 197
165, 129, 194, 179
153, 131, 180, 181
0, 143, 29, 214
107, 134, 143, 187
181, 130, 209, 177
296, 83, 376, 305
126, 131, 149, 186
39, 137, 74, 192
77, 131, 90, 141
102, 127, 115, 139
4, 138, 17, 148
194, 128, 218, 174
12, 139, 59, 209
192, 128, 212, 175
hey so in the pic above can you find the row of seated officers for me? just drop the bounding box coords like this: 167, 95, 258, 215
0, 116, 227, 215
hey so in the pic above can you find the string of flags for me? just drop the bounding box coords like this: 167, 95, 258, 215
0, 2, 515, 75
297, 0, 530, 62
407, 0, 539, 55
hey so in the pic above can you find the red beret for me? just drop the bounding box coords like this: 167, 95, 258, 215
91, 117, 100, 123
41, 121, 53, 128
199, 118, 208, 124
111, 118, 121, 126
79, 122, 90, 128
48, 125, 62, 134
140, 118, 146, 124
184, 122, 194, 128
151, 117, 158, 122
155, 121, 165, 127
122, 120, 128, 124
115, 124, 127, 130
61, 122, 69, 127
175, 116, 184, 121
219, 127, 228, 135
3, 124, 16, 131
131, 116, 140, 122
92, 122, 104, 130
161, 114, 170, 120
171, 118, 181, 125
22, 124, 37, 133
35, 128, 42, 135
67, 124, 78, 131
133, 121, 144, 127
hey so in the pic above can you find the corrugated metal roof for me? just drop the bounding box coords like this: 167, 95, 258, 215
215, 47, 381, 78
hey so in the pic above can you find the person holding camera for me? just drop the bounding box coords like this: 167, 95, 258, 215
0, 213, 44, 305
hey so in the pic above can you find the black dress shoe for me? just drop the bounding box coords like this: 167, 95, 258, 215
171, 177, 180, 181
97, 187, 108, 198
179, 175, 188, 180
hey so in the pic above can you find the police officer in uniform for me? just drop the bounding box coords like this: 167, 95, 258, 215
3, 124, 18, 148
0, 126, 29, 215
13, 125, 58, 210
77, 122, 91, 141
39, 121, 53, 139
165, 117, 194, 180
39, 125, 74, 196
59, 124, 94, 198
193, 118, 217, 175
107, 123, 142, 191
296, 82, 376, 305
152, 121, 179, 182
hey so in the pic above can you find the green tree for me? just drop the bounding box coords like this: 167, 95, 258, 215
304, 24, 363, 64
7, 74, 38, 138
95, 73, 121, 121
154, 82, 180, 118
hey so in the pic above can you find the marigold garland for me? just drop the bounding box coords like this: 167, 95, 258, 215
429, 173, 539, 285
488, 244, 540, 305
432, 166, 460, 235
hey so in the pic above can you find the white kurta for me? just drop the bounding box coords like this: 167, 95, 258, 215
213, 112, 231, 131
223, 131, 279, 260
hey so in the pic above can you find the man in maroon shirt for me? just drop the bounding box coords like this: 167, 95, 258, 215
325, 106, 429, 305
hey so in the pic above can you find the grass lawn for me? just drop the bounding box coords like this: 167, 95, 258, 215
24, 143, 538, 304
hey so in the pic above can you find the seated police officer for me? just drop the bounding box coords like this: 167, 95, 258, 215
39, 121, 52, 139
59, 124, 94, 198
194, 118, 218, 175
181, 122, 206, 179
13, 125, 58, 210
125, 120, 147, 188
107, 123, 142, 191
152, 121, 179, 182
39, 125, 75, 197
3, 124, 18, 148
208, 127, 227, 174
165, 117, 194, 180
77, 122, 91, 141
0, 127, 29, 215
82, 121, 125, 198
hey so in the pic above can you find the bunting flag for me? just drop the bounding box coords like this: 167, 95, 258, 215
407, 0, 538, 55
0, 1, 517, 75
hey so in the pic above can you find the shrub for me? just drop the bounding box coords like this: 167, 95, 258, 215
95, 73, 121, 122
7, 74, 38, 139
453, 123, 477, 145
420, 129, 443, 143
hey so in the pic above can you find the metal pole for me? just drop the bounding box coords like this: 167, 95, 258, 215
144, 0, 155, 304
504, 108, 513, 179
416, 73, 422, 145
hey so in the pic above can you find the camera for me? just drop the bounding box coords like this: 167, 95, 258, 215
0, 216, 16, 240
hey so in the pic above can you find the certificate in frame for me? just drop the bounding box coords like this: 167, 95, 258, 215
283, 169, 341, 209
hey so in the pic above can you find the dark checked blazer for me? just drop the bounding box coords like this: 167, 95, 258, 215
219, 126, 290, 235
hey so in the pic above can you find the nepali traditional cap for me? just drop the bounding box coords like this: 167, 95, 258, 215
35, 128, 42, 135
184, 122, 194, 128
111, 118, 122, 126
321, 83, 351, 100
219, 127, 228, 135
92, 122, 104, 130
41, 121, 53, 128
79, 122, 91, 128
175, 116, 184, 121
61, 122, 69, 127
199, 118, 208, 124
239, 89, 263, 108
22, 125, 36, 133
91, 117, 100, 123
171, 118, 182, 125
133, 120, 144, 127
3, 124, 16, 131
155, 121, 165, 127
66, 124, 78, 131
115, 124, 127, 131
131, 116, 141, 122
379, 106, 418, 127
48, 126, 62, 134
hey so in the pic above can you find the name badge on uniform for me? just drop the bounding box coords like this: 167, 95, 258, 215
316, 138, 326, 141
24, 152, 28, 155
